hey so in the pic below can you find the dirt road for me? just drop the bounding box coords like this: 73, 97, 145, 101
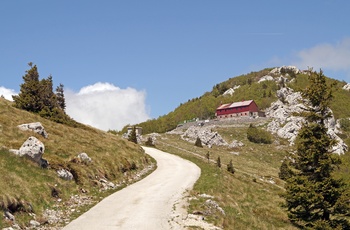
63, 147, 201, 230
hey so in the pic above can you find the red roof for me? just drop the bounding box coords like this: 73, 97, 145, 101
216, 100, 254, 110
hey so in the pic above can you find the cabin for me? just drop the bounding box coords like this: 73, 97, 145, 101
215, 100, 264, 119
127, 126, 143, 135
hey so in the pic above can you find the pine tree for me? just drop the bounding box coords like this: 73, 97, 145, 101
56, 83, 66, 111
12, 63, 42, 112
227, 159, 235, 174
128, 126, 138, 144
217, 156, 221, 168
194, 137, 203, 147
283, 69, 350, 229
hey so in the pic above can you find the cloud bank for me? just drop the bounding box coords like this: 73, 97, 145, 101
0, 86, 17, 101
293, 37, 350, 79
65, 82, 150, 131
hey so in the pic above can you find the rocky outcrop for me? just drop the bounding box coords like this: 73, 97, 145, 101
18, 122, 48, 138
266, 87, 348, 154
258, 75, 274, 83
270, 65, 301, 75
343, 83, 350, 91
223, 85, 240, 96
10, 136, 49, 167
182, 126, 228, 148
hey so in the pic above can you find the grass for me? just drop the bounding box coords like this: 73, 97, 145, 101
0, 98, 155, 228
154, 117, 350, 229
155, 120, 299, 230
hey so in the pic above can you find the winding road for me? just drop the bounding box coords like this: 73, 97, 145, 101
63, 147, 201, 230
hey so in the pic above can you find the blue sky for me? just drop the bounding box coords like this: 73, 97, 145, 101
1, 1, 350, 130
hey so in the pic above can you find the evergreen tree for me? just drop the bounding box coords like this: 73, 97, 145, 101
227, 159, 235, 174
128, 126, 138, 144
217, 156, 221, 168
12, 63, 42, 112
283, 69, 350, 229
194, 137, 203, 147
56, 83, 66, 111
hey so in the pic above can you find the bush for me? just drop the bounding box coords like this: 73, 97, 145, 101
194, 137, 203, 147
145, 137, 155, 147
227, 160, 235, 174
278, 159, 294, 181
247, 124, 272, 144
217, 156, 221, 168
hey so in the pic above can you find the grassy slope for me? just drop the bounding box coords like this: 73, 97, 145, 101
155, 118, 350, 229
0, 98, 155, 228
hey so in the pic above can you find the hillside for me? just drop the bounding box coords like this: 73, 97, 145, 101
125, 66, 350, 134
133, 66, 350, 229
0, 98, 155, 229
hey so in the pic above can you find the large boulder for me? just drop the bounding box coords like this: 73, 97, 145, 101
18, 122, 48, 138
10, 136, 48, 167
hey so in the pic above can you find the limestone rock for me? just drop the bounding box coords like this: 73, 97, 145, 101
270, 66, 301, 75
342, 83, 350, 91
258, 75, 274, 83
266, 87, 348, 154
78, 152, 92, 163
18, 122, 48, 138
57, 169, 73, 181
182, 126, 228, 147
223, 85, 240, 96
14, 136, 47, 165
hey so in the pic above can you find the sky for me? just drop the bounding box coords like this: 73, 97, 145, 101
1, 1, 350, 131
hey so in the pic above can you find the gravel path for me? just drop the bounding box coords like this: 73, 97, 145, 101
63, 147, 200, 230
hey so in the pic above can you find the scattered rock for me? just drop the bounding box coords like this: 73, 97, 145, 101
29, 220, 40, 227
78, 152, 92, 163
17, 122, 48, 138
4, 210, 15, 221
229, 140, 244, 148
57, 169, 74, 181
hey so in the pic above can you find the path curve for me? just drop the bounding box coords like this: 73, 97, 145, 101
63, 147, 201, 230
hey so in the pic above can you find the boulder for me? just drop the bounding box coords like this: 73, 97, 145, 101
18, 122, 48, 138
78, 152, 92, 163
57, 169, 73, 181
12, 136, 47, 165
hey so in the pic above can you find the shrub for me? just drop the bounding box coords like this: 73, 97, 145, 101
217, 156, 221, 168
194, 137, 203, 147
227, 160, 235, 174
247, 124, 272, 144
278, 159, 294, 181
145, 137, 155, 147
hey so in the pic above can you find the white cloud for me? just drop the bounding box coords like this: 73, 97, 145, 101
0, 86, 17, 101
292, 37, 350, 78
65, 82, 150, 131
